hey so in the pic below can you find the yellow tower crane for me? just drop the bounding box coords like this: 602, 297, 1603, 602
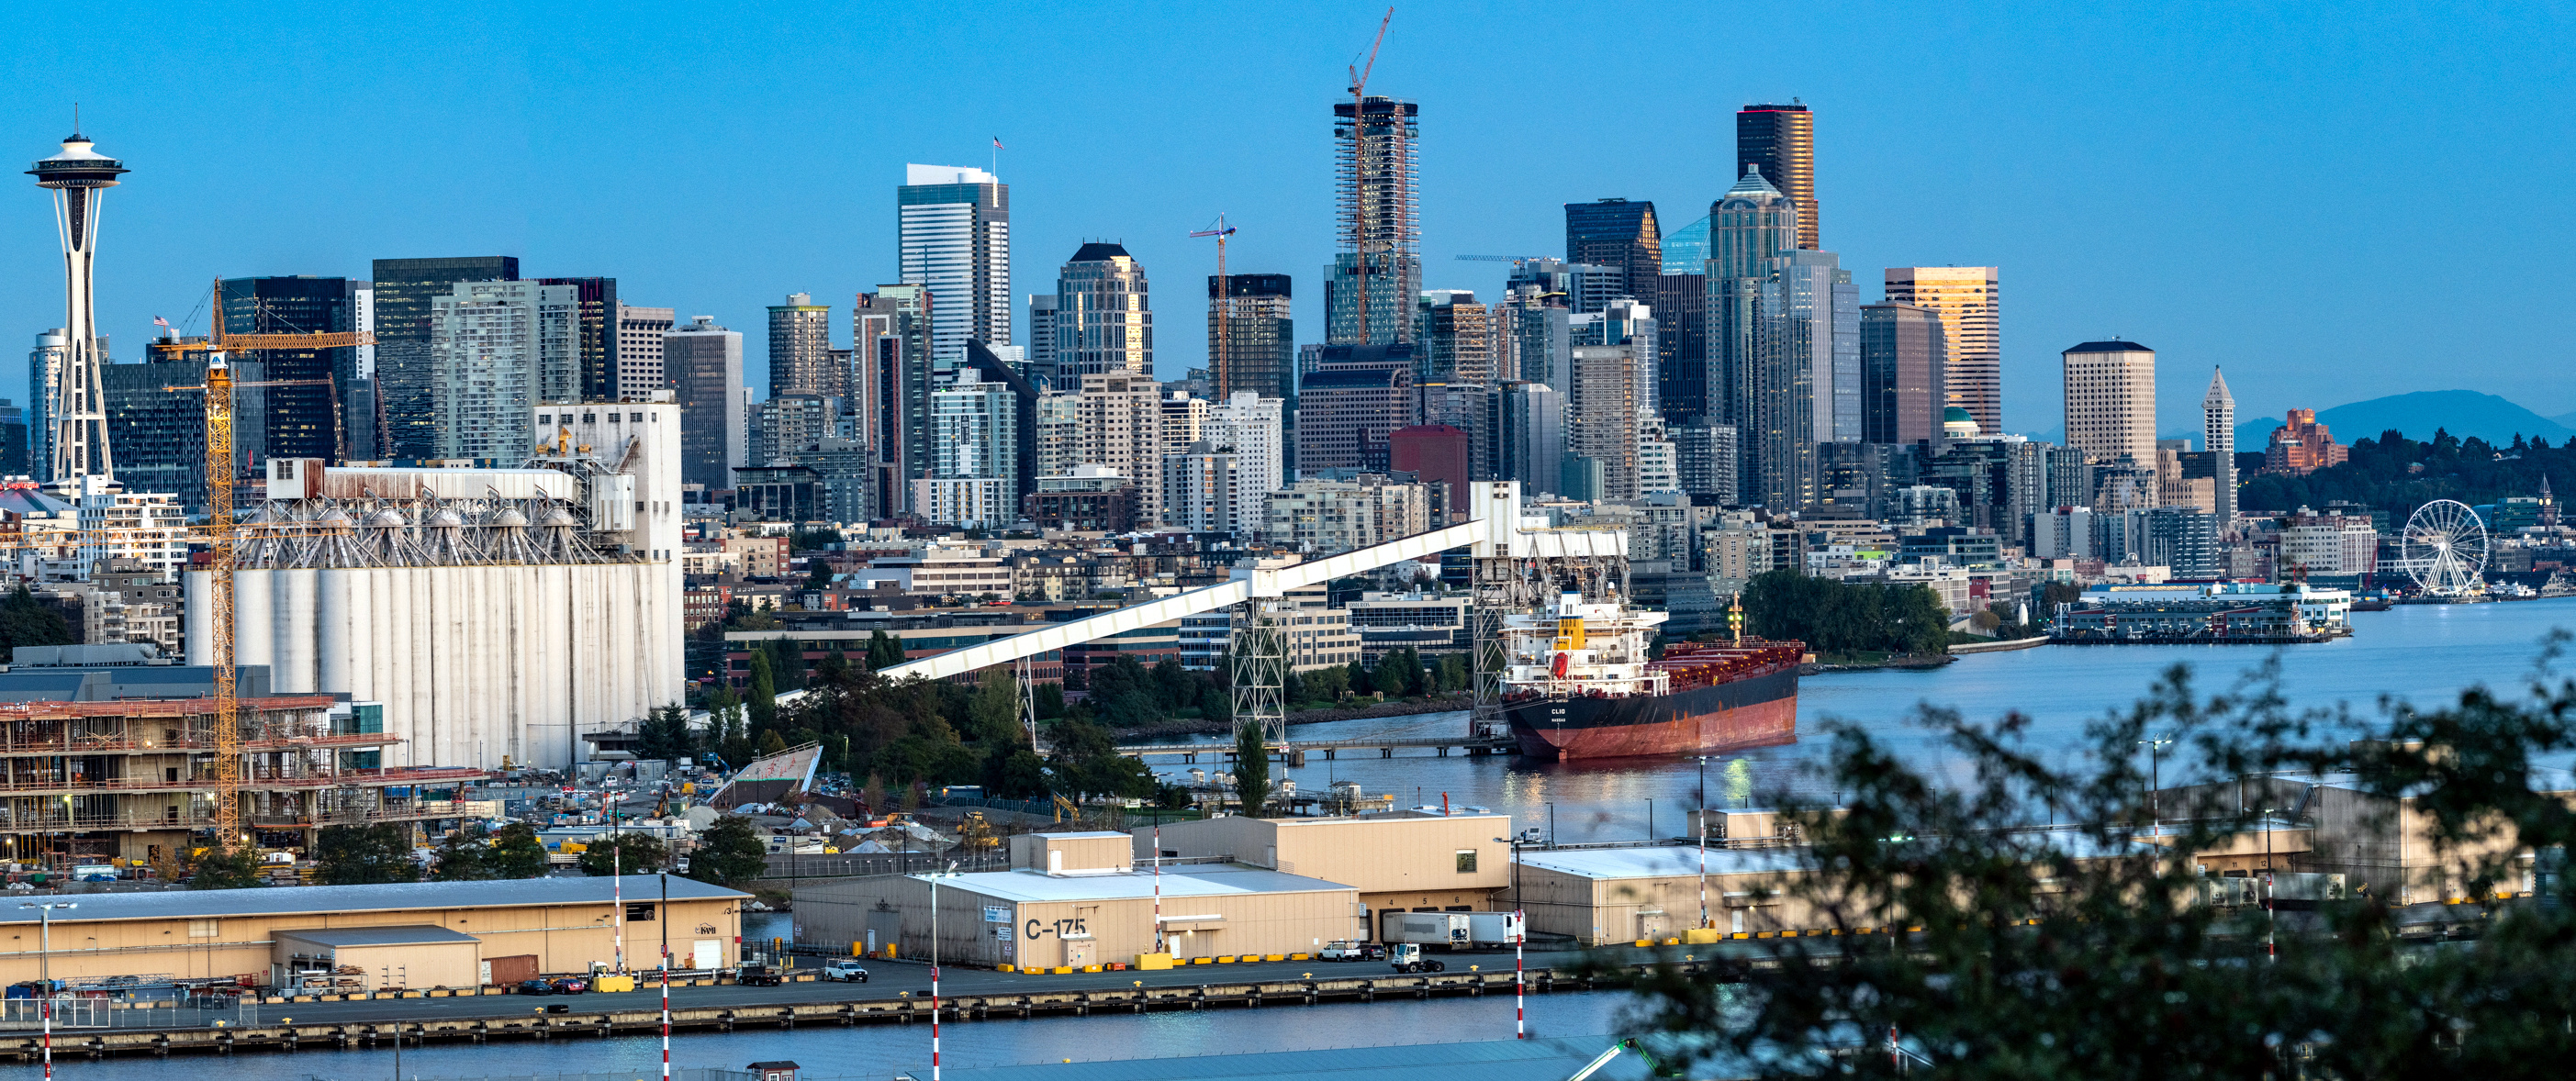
160, 317, 368, 848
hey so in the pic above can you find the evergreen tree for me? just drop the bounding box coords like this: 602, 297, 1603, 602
637, 703, 696, 762
864, 630, 905, 671
486, 822, 550, 878
187, 841, 265, 889
0, 585, 75, 655
1230, 722, 1271, 815
577, 831, 668, 875
431, 824, 494, 881
746, 651, 778, 730
689, 815, 769, 887
313, 823, 421, 885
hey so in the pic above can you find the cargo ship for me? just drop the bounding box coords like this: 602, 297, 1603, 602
1499, 592, 1802, 761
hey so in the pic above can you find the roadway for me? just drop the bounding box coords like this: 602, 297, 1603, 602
114, 944, 1631, 1029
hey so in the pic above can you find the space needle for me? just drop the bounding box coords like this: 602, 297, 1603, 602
28, 119, 128, 485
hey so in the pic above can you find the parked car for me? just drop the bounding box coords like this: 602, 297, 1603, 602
1317, 941, 1383, 962
518, 978, 556, 996
822, 960, 869, 983
551, 977, 588, 995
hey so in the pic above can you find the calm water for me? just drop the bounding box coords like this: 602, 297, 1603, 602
1228, 599, 2576, 843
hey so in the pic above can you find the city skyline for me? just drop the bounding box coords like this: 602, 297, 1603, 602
4, 5, 2570, 442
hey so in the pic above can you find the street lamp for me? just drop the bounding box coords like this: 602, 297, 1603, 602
1695, 756, 1721, 931
2137, 734, 2173, 823
2261, 807, 2279, 964
926, 860, 961, 1081
21, 901, 76, 1081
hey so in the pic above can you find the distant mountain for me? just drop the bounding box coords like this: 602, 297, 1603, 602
2553, 409, 2576, 429
2153, 418, 2281, 451
2312, 391, 2571, 446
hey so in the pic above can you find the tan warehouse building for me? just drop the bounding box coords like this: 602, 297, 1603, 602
1513, 846, 1814, 944
1131, 811, 1513, 919
0, 875, 748, 990
797, 832, 1362, 969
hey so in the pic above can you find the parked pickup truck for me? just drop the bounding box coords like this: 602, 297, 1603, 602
1317, 941, 1383, 962
735, 964, 784, 986
822, 960, 870, 983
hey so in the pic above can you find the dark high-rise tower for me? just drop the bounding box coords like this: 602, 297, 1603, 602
1210, 273, 1293, 402
218, 276, 355, 460
372, 255, 519, 459
1737, 103, 1818, 251
1563, 198, 1661, 295
537, 276, 620, 401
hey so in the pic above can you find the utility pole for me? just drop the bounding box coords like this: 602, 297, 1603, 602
659, 870, 670, 1081
929, 861, 959, 1081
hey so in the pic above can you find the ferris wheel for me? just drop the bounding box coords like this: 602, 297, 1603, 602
2401, 499, 2488, 596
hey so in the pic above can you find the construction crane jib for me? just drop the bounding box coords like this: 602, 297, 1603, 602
874, 482, 1561, 685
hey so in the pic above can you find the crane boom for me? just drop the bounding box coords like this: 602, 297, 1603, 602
1192, 216, 1236, 396
1346, 6, 1394, 346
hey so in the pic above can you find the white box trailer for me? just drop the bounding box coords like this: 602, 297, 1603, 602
1379, 910, 1525, 949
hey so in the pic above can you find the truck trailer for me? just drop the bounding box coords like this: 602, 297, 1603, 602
1378, 910, 1524, 949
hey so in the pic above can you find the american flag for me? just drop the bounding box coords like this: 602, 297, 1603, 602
152, 316, 170, 328
992, 137, 1004, 150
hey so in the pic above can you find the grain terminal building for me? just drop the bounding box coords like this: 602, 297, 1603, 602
0, 876, 747, 990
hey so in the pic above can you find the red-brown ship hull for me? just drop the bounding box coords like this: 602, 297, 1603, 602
1505, 666, 1798, 761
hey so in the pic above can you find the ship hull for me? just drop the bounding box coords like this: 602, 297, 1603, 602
1504, 666, 1798, 761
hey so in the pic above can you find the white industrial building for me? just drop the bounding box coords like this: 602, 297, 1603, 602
187, 398, 683, 771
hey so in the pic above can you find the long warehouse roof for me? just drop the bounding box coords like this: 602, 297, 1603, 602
911, 864, 1352, 903
0, 875, 747, 926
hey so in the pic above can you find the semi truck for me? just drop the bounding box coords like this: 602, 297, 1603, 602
1378, 910, 1525, 949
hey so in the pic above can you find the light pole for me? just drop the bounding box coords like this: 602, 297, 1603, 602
1695, 756, 1720, 931
2138, 734, 2173, 824
2262, 807, 2278, 964
927, 860, 960, 1081
22, 901, 75, 1081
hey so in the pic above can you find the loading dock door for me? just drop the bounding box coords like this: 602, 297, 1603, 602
693, 940, 722, 970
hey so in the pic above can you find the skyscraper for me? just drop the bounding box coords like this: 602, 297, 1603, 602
898, 163, 1010, 364
666, 316, 744, 492
1737, 103, 1818, 250
854, 285, 931, 517
1025, 294, 1058, 389
1207, 390, 1285, 495
218, 276, 355, 460
1054, 242, 1153, 381
1568, 343, 1640, 501
536, 276, 620, 401
1415, 290, 1491, 384
27, 329, 66, 481
1328, 95, 1421, 346
28, 127, 127, 484
616, 302, 675, 397
1884, 267, 2001, 436
372, 255, 520, 459
1860, 302, 1948, 445
2202, 366, 2236, 524
1760, 250, 1856, 507
767, 293, 834, 398
2062, 340, 2158, 481
1706, 166, 1800, 452
428, 280, 575, 461
1210, 273, 1293, 402
1488, 381, 1564, 496
1563, 199, 1663, 295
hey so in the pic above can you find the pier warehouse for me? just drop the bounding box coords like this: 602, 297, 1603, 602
1129, 811, 1513, 915
2052, 582, 2351, 643
185, 400, 684, 772
795, 834, 1361, 969
0, 876, 745, 989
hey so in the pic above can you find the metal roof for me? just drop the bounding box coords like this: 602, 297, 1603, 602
909, 864, 1351, 904
935, 1035, 1654, 1081
1514, 845, 1810, 881
0, 875, 748, 927
274, 924, 481, 947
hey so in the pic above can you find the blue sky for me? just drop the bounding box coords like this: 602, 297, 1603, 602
4, 2, 2570, 439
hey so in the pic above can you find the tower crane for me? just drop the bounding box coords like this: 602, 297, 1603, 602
155, 314, 372, 852
1346, 6, 1393, 344
1190, 215, 1237, 396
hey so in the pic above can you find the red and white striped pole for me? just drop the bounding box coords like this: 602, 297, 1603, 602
1514, 908, 1525, 1039
660, 872, 670, 1081
931, 962, 943, 1080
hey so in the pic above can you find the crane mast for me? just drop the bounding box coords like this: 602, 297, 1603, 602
1347, 7, 1392, 345
204, 356, 241, 847
1190, 216, 1237, 396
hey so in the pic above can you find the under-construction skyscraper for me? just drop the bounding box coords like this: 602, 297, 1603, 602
1327, 95, 1420, 346
28, 125, 128, 484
